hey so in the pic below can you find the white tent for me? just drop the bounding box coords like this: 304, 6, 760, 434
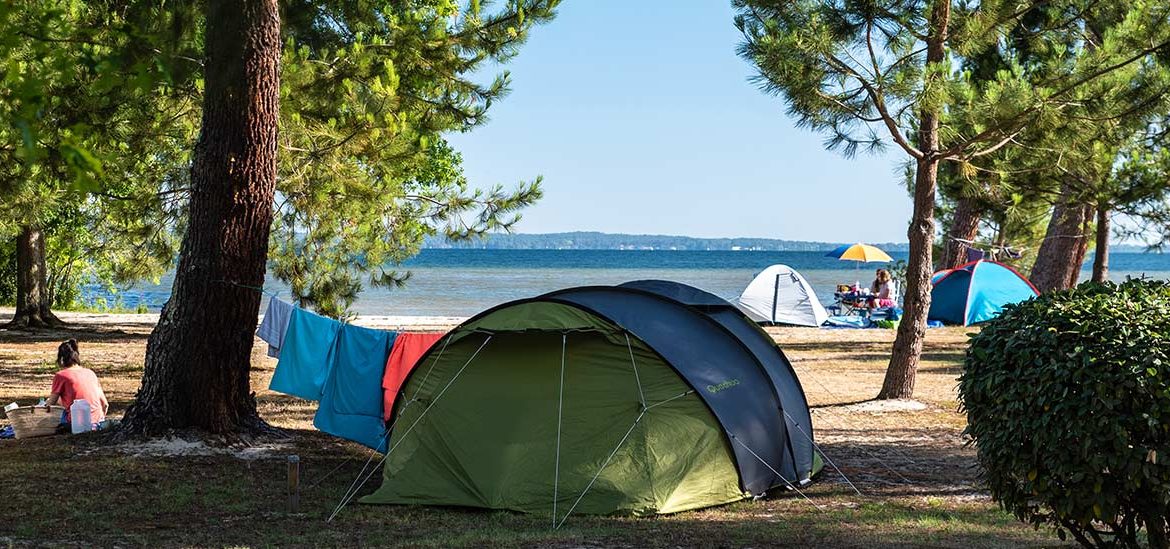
736, 265, 829, 327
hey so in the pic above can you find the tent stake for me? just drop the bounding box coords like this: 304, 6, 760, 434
287, 455, 301, 513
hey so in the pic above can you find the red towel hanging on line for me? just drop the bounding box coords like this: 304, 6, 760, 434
382, 332, 446, 421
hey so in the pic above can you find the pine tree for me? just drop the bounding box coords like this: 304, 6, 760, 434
4, 1, 556, 323
735, 0, 1170, 399
271, 1, 554, 316
118, 0, 559, 436
0, 1, 195, 327
1004, 15, 1170, 289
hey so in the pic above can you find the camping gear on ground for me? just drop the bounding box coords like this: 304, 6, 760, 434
824, 243, 893, 264
313, 324, 396, 452
69, 400, 93, 434
363, 281, 819, 517
269, 307, 342, 401
382, 332, 446, 422
825, 315, 872, 329
4, 402, 17, 414
928, 260, 1039, 326
257, 296, 295, 358
0, 425, 13, 439
736, 264, 829, 326
6, 405, 66, 439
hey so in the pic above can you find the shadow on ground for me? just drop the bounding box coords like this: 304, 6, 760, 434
0, 425, 1064, 548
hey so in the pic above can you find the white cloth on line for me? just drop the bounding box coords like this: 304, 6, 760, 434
256, 297, 295, 358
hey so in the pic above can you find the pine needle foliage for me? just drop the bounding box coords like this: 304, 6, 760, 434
2, 1, 559, 317
734, 0, 1170, 399
0, 1, 193, 306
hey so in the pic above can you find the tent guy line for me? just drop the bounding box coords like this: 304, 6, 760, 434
552, 333, 567, 529
795, 372, 916, 483
784, 410, 862, 496
730, 435, 822, 512
556, 409, 648, 529
624, 333, 648, 409
327, 334, 494, 523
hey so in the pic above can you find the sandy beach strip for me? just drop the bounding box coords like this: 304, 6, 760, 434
0, 307, 466, 335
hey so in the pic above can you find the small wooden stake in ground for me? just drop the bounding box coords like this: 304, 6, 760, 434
287, 455, 300, 513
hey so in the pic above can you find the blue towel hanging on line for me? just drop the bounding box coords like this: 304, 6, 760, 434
269, 308, 341, 401
314, 324, 396, 452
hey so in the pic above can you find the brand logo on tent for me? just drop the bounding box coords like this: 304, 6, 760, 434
706, 379, 740, 393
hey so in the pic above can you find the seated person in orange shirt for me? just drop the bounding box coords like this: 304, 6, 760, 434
44, 339, 109, 429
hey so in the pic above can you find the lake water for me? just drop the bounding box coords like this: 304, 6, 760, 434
84, 249, 1170, 317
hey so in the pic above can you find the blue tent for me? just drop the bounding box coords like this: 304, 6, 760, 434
928, 260, 1038, 326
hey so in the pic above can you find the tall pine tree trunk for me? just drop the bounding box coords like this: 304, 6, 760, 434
1031, 184, 1091, 293
1069, 204, 1093, 287
879, 155, 938, 399
6, 224, 63, 329
942, 195, 982, 269
878, 0, 949, 400
121, 0, 280, 436
1092, 204, 1109, 283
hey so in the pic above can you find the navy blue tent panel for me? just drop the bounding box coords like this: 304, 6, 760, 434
617, 279, 732, 308
545, 287, 793, 493
618, 280, 815, 481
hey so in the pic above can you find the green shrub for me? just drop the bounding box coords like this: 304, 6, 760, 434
959, 279, 1170, 548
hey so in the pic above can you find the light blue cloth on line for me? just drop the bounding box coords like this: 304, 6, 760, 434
314, 324, 396, 452
256, 297, 295, 358
269, 308, 341, 401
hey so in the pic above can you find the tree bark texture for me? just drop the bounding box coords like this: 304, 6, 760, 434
1091, 204, 1109, 283
878, 0, 949, 400
942, 195, 982, 269
880, 156, 938, 399
121, 0, 280, 436
6, 225, 62, 329
1069, 208, 1092, 288
1030, 185, 1091, 293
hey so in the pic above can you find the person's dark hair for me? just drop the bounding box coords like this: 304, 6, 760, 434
57, 339, 80, 368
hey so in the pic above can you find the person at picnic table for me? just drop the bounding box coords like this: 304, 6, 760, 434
43, 339, 108, 428
867, 269, 897, 309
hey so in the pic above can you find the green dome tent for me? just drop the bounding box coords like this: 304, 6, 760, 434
362, 281, 819, 519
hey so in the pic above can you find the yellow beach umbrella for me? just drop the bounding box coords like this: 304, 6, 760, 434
825, 243, 893, 263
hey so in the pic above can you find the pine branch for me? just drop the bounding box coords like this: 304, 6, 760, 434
821, 53, 924, 158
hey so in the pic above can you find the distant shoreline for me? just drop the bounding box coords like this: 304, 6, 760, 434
422, 231, 1152, 253
423, 231, 908, 252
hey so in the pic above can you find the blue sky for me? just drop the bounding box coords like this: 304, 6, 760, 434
445, 1, 912, 243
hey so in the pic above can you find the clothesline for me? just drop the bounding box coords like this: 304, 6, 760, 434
256, 295, 446, 453
216, 279, 281, 300
948, 237, 1024, 262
